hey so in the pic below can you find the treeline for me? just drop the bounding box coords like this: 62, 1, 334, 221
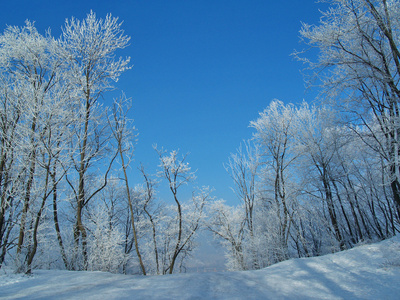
0, 12, 209, 275
208, 0, 400, 270
208, 101, 398, 270
1, 0, 400, 275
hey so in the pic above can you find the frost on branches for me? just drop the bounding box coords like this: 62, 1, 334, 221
208, 99, 399, 271
0, 11, 213, 275
2, 1, 400, 276
295, 0, 400, 217
206, 0, 400, 273
0, 11, 132, 274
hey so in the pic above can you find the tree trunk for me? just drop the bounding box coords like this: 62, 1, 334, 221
168, 190, 182, 274
120, 150, 146, 275
51, 166, 69, 269
322, 170, 345, 251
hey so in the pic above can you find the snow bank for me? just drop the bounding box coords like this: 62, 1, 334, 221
1, 236, 400, 299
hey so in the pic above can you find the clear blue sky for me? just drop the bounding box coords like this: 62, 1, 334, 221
1, 0, 326, 203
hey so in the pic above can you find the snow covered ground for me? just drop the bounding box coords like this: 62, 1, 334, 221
1, 236, 400, 299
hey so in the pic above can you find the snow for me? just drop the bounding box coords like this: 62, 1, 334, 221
2, 236, 400, 299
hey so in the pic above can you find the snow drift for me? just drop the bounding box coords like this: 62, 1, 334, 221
1, 236, 400, 299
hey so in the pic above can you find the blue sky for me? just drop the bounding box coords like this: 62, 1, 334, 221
1, 1, 325, 203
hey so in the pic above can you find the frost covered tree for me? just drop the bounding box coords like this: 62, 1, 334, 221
60, 11, 130, 270
209, 101, 300, 270
223, 141, 261, 269
0, 71, 21, 268
214, 99, 398, 271
250, 100, 299, 262
296, 0, 400, 219
86, 203, 127, 273
0, 11, 134, 274
154, 147, 209, 274
108, 95, 146, 275
134, 166, 162, 274
295, 105, 348, 250
0, 20, 77, 273
207, 200, 247, 270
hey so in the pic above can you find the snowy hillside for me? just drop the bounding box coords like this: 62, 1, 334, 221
1, 236, 400, 299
